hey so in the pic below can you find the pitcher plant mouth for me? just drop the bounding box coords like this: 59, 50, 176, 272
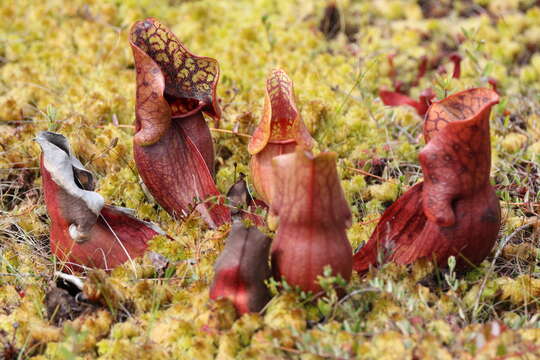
353, 88, 501, 273
130, 18, 220, 127
423, 87, 500, 142
248, 69, 315, 204
248, 69, 313, 156
37, 131, 165, 272
129, 18, 230, 228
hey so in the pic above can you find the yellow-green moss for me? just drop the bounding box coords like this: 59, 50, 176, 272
1, 0, 540, 358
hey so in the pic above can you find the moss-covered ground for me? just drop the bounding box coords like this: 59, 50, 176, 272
1, 0, 540, 358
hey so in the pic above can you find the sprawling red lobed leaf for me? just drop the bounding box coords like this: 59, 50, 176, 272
354, 88, 501, 272
379, 88, 435, 116
130, 18, 230, 228
248, 69, 314, 204
210, 220, 272, 315
270, 149, 352, 293
38, 132, 163, 272
380, 52, 463, 116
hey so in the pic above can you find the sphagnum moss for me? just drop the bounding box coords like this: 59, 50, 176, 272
1, 0, 540, 358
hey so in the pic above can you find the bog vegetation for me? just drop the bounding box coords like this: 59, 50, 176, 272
1, 0, 540, 359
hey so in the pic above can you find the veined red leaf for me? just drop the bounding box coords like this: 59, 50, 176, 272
129, 18, 230, 227
379, 88, 435, 116
270, 148, 352, 293
354, 88, 501, 272
210, 220, 272, 315
248, 69, 314, 204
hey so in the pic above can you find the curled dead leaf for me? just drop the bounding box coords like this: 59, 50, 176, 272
226, 174, 266, 226
37, 131, 164, 271
45, 285, 96, 326
318, 2, 341, 40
